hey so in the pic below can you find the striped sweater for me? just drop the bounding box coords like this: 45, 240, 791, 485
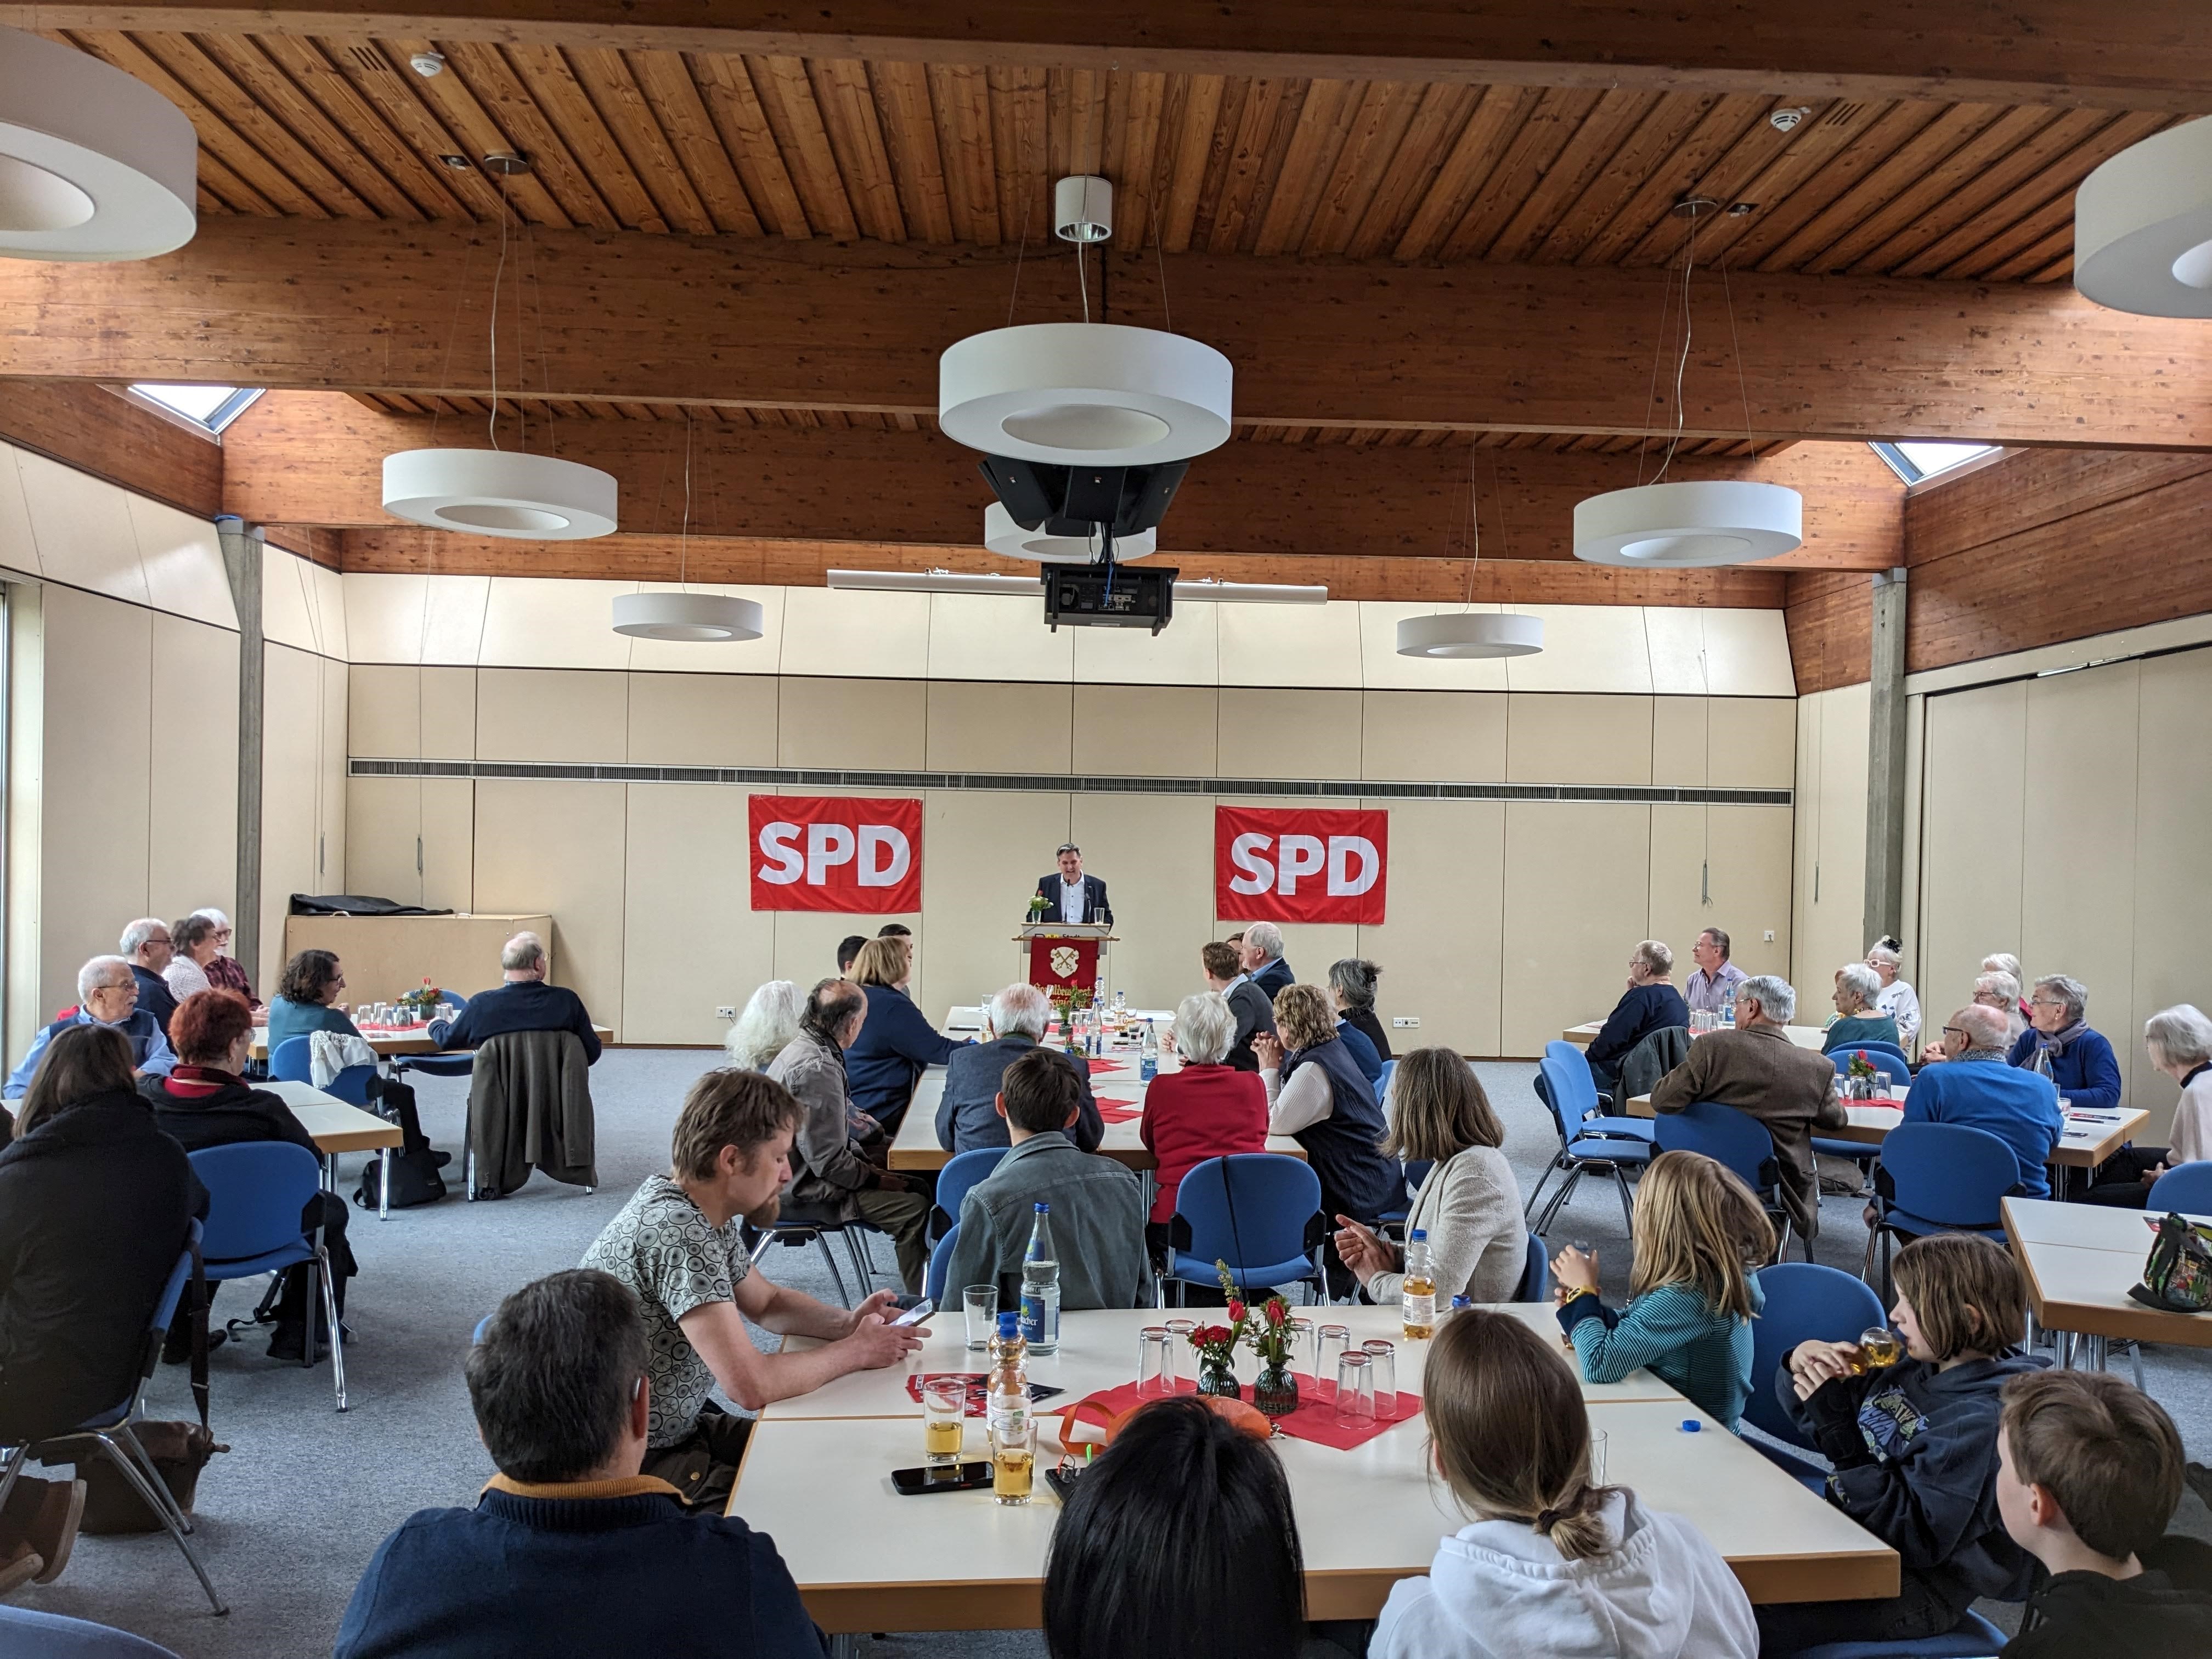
1556, 1278, 1763, 1430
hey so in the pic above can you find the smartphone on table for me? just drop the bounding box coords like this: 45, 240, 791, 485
891, 1462, 992, 1495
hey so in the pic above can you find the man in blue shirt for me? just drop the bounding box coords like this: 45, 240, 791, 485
431, 932, 601, 1064
1904, 1005, 2063, 1199
5, 956, 175, 1098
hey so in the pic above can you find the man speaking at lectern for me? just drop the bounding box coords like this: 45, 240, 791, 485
1030, 843, 1111, 926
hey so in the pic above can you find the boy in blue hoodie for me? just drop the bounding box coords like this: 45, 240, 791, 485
1754, 1233, 2044, 1652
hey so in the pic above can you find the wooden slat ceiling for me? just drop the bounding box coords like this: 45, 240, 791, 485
59, 30, 2181, 283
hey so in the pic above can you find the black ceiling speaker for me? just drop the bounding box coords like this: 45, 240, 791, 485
975, 456, 1189, 541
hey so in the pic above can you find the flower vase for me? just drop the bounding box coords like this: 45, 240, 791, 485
1196, 1359, 1240, 1401
1252, 1363, 1299, 1418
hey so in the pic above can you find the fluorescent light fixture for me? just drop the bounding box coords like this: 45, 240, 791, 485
825, 569, 1326, 604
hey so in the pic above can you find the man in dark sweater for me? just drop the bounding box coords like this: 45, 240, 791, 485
121, 917, 179, 1037
1584, 938, 1690, 1095
936, 983, 1101, 1154
335, 1269, 823, 1659
430, 932, 601, 1063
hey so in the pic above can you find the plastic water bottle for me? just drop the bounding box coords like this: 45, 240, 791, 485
1139, 1019, 1159, 1082
986, 1310, 1029, 1435
1721, 984, 1737, 1028
1402, 1228, 1436, 1339
1019, 1203, 1060, 1356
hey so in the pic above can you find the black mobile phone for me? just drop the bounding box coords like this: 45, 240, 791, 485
891, 1461, 994, 1496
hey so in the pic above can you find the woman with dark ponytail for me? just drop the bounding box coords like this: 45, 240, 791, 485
1371, 1309, 1756, 1658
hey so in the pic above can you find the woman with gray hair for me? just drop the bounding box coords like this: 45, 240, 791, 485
1864, 939, 1921, 1051
1973, 971, 2028, 1045
1584, 940, 1689, 1097
725, 980, 801, 1071
2084, 1005, 2212, 1205
1329, 957, 1391, 1063
1137, 992, 1268, 1240
2007, 973, 2123, 1112
190, 907, 255, 1005
1821, 963, 1901, 1056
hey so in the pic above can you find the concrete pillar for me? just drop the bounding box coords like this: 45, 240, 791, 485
217, 517, 264, 991
1864, 567, 1909, 948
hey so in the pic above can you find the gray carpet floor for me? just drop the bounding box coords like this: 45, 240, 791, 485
12, 1051, 2211, 1658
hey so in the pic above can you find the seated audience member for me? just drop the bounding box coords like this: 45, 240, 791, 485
726, 979, 802, 1071
580, 1067, 923, 1510
1329, 957, 1391, 1063
1138, 992, 1268, 1242
936, 983, 1099, 1155
2010, 973, 2124, 1111
1984, 951, 2031, 1026
1043, 1397, 1309, 1659
142, 989, 357, 1361
1551, 1150, 1770, 1430
944, 1049, 1149, 1312
266, 948, 433, 1158
834, 934, 867, 975
431, 932, 601, 1063
1584, 940, 1689, 1094
1979, 969, 2030, 1046
1333, 1048, 1521, 1308
766, 980, 928, 1293
1756, 1233, 2042, 1652
1649, 974, 1844, 1241
1372, 1309, 1756, 1659
2083, 1005, 2212, 1207
121, 917, 179, 1037
1824, 961, 1903, 1054
1995, 1370, 2212, 1656
4, 955, 176, 1098
1323, 967, 1384, 1087
334, 1269, 824, 1659
844, 937, 967, 1135
1203, 939, 1273, 1071
1866, 938, 1923, 1051
163, 913, 219, 1004
191, 907, 255, 1004
1252, 984, 1401, 1241
1238, 921, 1295, 1000
1899, 1006, 2062, 1199
0, 1025, 204, 1592
1683, 926, 1750, 1017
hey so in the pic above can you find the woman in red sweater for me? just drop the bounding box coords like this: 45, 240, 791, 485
1140, 991, 1270, 1249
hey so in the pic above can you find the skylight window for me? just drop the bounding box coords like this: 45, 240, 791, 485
126, 383, 263, 433
1869, 440, 2000, 485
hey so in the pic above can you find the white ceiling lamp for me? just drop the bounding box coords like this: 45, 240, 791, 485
1573, 198, 1801, 568
939, 176, 1232, 467
383, 448, 618, 539
0, 27, 195, 260
1397, 446, 1544, 658
983, 502, 1155, 562
826, 568, 1325, 605
612, 590, 764, 641
2074, 117, 2212, 317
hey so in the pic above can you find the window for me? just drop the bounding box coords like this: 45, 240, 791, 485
124, 383, 263, 433
1869, 440, 1999, 485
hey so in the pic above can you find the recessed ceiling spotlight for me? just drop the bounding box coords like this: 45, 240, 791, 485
437, 154, 471, 171
481, 151, 531, 176
1769, 107, 1812, 132
1726, 201, 1759, 217
409, 50, 444, 77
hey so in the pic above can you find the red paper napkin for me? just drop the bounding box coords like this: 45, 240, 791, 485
1096, 1096, 1142, 1124
1055, 1376, 1415, 1451
1088, 1058, 1127, 1075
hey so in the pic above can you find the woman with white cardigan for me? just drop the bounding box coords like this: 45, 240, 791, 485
1331, 1047, 1524, 1307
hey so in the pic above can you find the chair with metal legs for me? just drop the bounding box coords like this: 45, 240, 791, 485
188, 1143, 347, 1411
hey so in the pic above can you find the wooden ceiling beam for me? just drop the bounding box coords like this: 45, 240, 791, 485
9, 4, 2211, 113
221, 389, 1904, 568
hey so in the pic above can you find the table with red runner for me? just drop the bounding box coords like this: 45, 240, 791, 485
1057, 1376, 1418, 1452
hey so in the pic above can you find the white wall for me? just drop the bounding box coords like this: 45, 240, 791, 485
1790, 682, 1870, 1004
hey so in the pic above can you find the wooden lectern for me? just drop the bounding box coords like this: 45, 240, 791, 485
1017, 922, 1116, 1001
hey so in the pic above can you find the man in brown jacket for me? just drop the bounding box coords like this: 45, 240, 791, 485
1649, 973, 1845, 1240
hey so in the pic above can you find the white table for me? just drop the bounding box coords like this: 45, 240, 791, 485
1566, 1020, 1826, 1051
2004, 1197, 2212, 1365
252, 1020, 613, 1059
1623, 1096, 2149, 1171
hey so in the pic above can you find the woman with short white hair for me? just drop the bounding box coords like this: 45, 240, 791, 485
1973, 971, 2028, 1045
1864, 939, 1921, 1051
2007, 973, 2123, 1112
1821, 963, 1900, 1056
1137, 992, 1268, 1242
191, 907, 256, 1005
2084, 1005, 2212, 1206
726, 979, 801, 1071
1980, 953, 2029, 1028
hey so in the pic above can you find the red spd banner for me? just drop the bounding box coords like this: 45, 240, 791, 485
1215, 806, 1387, 925
749, 795, 922, 913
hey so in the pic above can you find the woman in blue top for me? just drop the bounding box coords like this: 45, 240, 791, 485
1824, 962, 1903, 1055
842, 937, 967, 1136
265, 949, 361, 1049
2008, 974, 2123, 1111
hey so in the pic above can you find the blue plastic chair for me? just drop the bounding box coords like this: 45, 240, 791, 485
190, 1142, 347, 1410
1543, 1040, 1658, 1143
1374, 1057, 1397, 1108
269, 1034, 377, 1108
1828, 1048, 1911, 1090
931, 1146, 1008, 1242
1654, 1099, 1805, 1260
926, 1224, 961, 1305
1514, 1232, 1550, 1301
1868, 1122, 2021, 1294
0, 1606, 185, 1657
1785, 1609, 2007, 1659
0, 1222, 224, 1615
1528, 1055, 1652, 1237
1168, 1155, 1325, 1304
2148, 1160, 2212, 1215
397, 994, 483, 1082
1745, 1262, 1887, 1480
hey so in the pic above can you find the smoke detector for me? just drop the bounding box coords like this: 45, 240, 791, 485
1769, 106, 1811, 132
409, 50, 445, 77
1054, 176, 1113, 244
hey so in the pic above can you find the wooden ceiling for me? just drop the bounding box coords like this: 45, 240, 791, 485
54, 30, 2179, 283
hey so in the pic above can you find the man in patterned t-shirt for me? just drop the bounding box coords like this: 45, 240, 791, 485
582, 1068, 924, 1510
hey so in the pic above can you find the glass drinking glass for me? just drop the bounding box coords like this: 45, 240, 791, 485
1137, 1327, 1177, 1400
1285, 1318, 1316, 1380
1164, 1318, 1196, 1346
1316, 1324, 1352, 1400
1589, 1428, 1609, 1485
963, 1285, 998, 1352
991, 1415, 1036, 1505
1857, 1326, 1903, 1372
1335, 1351, 1375, 1429
1361, 1339, 1397, 1418
922, 1379, 966, 1464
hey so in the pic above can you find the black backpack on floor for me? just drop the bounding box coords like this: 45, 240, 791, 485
353, 1146, 447, 1209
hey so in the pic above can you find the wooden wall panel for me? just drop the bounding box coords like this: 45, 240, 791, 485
0, 380, 222, 519
1785, 570, 1871, 693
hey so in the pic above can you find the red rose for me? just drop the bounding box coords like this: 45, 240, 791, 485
1227, 1300, 1246, 1324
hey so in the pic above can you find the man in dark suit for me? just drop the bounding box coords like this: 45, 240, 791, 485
1029, 843, 1111, 926
935, 983, 1102, 1154
1238, 921, 1295, 1000
1202, 940, 1274, 1071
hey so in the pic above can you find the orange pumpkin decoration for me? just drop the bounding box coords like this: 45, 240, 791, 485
1060, 1391, 1272, 1449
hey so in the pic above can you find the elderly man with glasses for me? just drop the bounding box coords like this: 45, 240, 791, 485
120, 917, 179, 1037
3, 956, 177, 1101
1900, 1005, 2063, 1200
2008, 974, 2123, 1113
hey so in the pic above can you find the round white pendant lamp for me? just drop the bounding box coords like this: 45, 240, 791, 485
1395, 612, 1545, 658
0, 27, 195, 260
983, 502, 1155, 562
939, 322, 1233, 466
2074, 117, 2212, 317
381, 449, 618, 539
611, 591, 764, 642
1573, 479, 1802, 567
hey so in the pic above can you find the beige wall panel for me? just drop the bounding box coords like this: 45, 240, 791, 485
625, 671, 779, 766
146, 614, 239, 921
345, 776, 476, 913
7, 585, 48, 1059
1505, 693, 1654, 785
1647, 804, 1792, 985
1356, 798, 1505, 1056
918, 789, 1072, 1019
320, 658, 349, 896
0, 450, 42, 578
1645, 607, 1711, 697
475, 668, 630, 763
131, 500, 236, 630
926, 680, 1073, 772
769, 909, 911, 1006
1071, 602, 1219, 686
1216, 687, 1363, 779
1216, 601, 1363, 689
623, 785, 774, 1046
2020, 663, 2139, 1107
1917, 680, 2027, 1040
1700, 609, 1798, 697
1791, 685, 1870, 994
926, 594, 1075, 684
348, 664, 479, 760
477, 577, 633, 670
338, 572, 493, 665
261, 547, 324, 656
623, 584, 785, 676
19, 450, 146, 606
777, 676, 928, 770
1068, 792, 1214, 1013
1506, 606, 1651, 694
1501, 802, 1652, 1056
2131, 649, 2212, 1135
777, 587, 930, 680
1650, 696, 1711, 786
472, 777, 629, 1035
1070, 684, 1218, 776
309, 561, 350, 663
1359, 690, 1506, 783
259, 644, 332, 995
38, 586, 152, 1011
1650, 697, 1796, 788
1358, 604, 1512, 693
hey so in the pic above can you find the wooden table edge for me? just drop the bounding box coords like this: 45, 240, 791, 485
308, 1126, 404, 1153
